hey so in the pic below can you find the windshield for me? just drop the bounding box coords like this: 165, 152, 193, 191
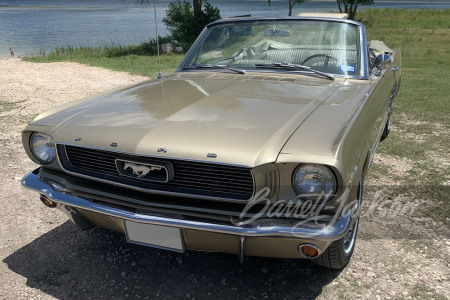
180, 19, 360, 77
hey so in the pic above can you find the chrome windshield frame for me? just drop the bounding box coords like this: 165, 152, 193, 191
176, 17, 369, 80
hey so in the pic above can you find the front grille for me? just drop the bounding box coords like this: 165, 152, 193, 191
57, 145, 254, 200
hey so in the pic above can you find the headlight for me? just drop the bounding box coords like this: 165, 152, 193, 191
293, 164, 336, 202
30, 132, 55, 164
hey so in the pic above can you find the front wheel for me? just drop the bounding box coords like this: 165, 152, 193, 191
313, 179, 362, 269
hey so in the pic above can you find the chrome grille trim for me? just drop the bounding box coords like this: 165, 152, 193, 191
56, 144, 255, 201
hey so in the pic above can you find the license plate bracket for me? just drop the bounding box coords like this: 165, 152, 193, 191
124, 220, 184, 252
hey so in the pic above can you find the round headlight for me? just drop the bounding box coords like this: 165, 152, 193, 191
30, 132, 55, 164
293, 164, 336, 202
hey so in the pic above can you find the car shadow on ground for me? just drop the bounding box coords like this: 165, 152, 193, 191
4, 221, 342, 299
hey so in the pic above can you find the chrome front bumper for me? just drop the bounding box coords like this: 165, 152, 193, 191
21, 169, 352, 241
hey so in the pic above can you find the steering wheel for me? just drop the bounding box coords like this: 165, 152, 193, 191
302, 54, 341, 67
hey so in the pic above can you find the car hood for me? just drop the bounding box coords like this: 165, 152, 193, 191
42, 73, 341, 167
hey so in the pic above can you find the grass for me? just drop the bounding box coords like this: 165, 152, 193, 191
25, 41, 184, 77
358, 9, 450, 123
0, 101, 22, 120
0, 101, 18, 113
410, 283, 448, 300
25, 9, 450, 225
357, 9, 450, 226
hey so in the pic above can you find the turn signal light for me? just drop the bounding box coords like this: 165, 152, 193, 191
40, 195, 56, 208
299, 244, 320, 258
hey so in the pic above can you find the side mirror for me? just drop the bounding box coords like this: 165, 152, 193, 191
374, 53, 392, 76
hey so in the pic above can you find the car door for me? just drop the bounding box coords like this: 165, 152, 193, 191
365, 51, 400, 153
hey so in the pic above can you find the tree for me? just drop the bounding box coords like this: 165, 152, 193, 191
268, 0, 307, 17
335, 0, 374, 20
135, 0, 220, 47
193, 0, 202, 17
137, 0, 204, 17
163, 0, 220, 46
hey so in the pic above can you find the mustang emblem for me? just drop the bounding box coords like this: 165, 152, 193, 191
115, 159, 172, 182
123, 162, 162, 178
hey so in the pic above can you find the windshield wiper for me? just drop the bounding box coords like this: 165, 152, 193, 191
182, 64, 246, 74
255, 62, 334, 80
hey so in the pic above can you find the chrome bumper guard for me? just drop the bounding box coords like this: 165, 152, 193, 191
22, 170, 351, 241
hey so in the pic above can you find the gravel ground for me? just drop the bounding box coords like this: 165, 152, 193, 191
0, 58, 449, 300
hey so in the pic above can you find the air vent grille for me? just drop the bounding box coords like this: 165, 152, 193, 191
57, 145, 254, 201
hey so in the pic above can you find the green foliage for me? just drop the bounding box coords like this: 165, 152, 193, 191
162, 0, 220, 47
32, 36, 174, 58
25, 40, 183, 77
357, 8, 450, 29
26, 50, 183, 78
0, 101, 19, 114
336, 0, 374, 20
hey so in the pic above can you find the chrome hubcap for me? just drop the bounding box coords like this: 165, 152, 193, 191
343, 218, 358, 254
344, 179, 362, 254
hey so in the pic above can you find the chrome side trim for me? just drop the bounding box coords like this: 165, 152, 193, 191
368, 121, 385, 168
22, 170, 352, 240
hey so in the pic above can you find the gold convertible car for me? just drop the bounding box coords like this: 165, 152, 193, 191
22, 15, 401, 269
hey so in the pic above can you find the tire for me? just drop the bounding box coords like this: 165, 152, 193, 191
380, 114, 391, 141
313, 179, 362, 269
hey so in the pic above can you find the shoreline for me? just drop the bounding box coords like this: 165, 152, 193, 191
2, 6, 449, 58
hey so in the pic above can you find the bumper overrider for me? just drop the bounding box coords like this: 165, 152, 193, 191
22, 168, 355, 260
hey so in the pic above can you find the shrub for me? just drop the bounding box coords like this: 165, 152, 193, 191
163, 0, 221, 48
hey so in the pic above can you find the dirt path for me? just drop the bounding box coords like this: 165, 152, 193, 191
0, 58, 448, 300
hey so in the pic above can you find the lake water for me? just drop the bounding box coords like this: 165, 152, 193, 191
1, 0, 449, 57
